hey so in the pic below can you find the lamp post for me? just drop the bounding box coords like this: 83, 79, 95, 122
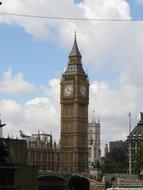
128, 113, 132, 175
128, 137, 132, 175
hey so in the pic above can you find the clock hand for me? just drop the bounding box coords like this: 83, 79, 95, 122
67, 87, 71, 92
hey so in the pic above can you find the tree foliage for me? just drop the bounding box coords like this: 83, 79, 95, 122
101, 147, 128, 173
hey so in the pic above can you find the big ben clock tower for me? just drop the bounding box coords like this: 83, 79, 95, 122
60, 34, 89, 172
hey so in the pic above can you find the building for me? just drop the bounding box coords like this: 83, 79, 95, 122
26, 120, 102, 172
60, 34, 89, 172
88, 121, 101, 168
104, 144, 109, 158
26, 121, 101, 172
110, 140, 128, 152
127, 112, 143, 174
26, 133, 60, 171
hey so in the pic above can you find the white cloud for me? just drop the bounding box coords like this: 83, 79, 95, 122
0, 0, 83, 40
1, 78, 60, 141
0, 69, 37, 94
0, 0, 131, 41
89, 77, 143, 152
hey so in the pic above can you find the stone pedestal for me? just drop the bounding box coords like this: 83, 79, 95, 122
0, 137, 16, 189
0, 163, 16, 190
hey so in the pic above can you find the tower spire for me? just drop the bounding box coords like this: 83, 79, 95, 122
69, 32, 81, 58
74, 29, 76, 39
64, 33, 87, 76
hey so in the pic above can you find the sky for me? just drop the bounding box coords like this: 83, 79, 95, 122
0, 0, 143, 154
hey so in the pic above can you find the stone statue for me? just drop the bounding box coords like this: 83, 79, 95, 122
0, 117, 6, 128
0, 139, 8, 162
0, 117, 8, 163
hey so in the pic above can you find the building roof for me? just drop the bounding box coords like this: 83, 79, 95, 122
69, 33, 81, 58
64, 64, 86, 75
129, 112, 143, 138
63, 34, 87, 77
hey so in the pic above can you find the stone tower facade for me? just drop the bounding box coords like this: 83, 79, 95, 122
88, 122, 101, 168
60, 35, 89, 172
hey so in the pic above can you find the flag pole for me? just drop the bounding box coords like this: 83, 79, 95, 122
129, 112, 131, 134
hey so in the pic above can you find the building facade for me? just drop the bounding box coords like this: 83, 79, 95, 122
26, 133, 60, 171
127, 112, 143, 174
104, 144, 109, 158
88, 122, 101, 168
60, 35, 89, 172
110, 140, 128, 152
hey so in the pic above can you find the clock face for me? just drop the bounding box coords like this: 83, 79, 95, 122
64, 84, 73, 96
80, 85, 87, 96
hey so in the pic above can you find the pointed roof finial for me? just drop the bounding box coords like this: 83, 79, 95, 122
93, 110, 96, 123
69, 31, 81, 58
74, 29, 77, 39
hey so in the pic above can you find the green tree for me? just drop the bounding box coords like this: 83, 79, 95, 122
101, 147, 128, 173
